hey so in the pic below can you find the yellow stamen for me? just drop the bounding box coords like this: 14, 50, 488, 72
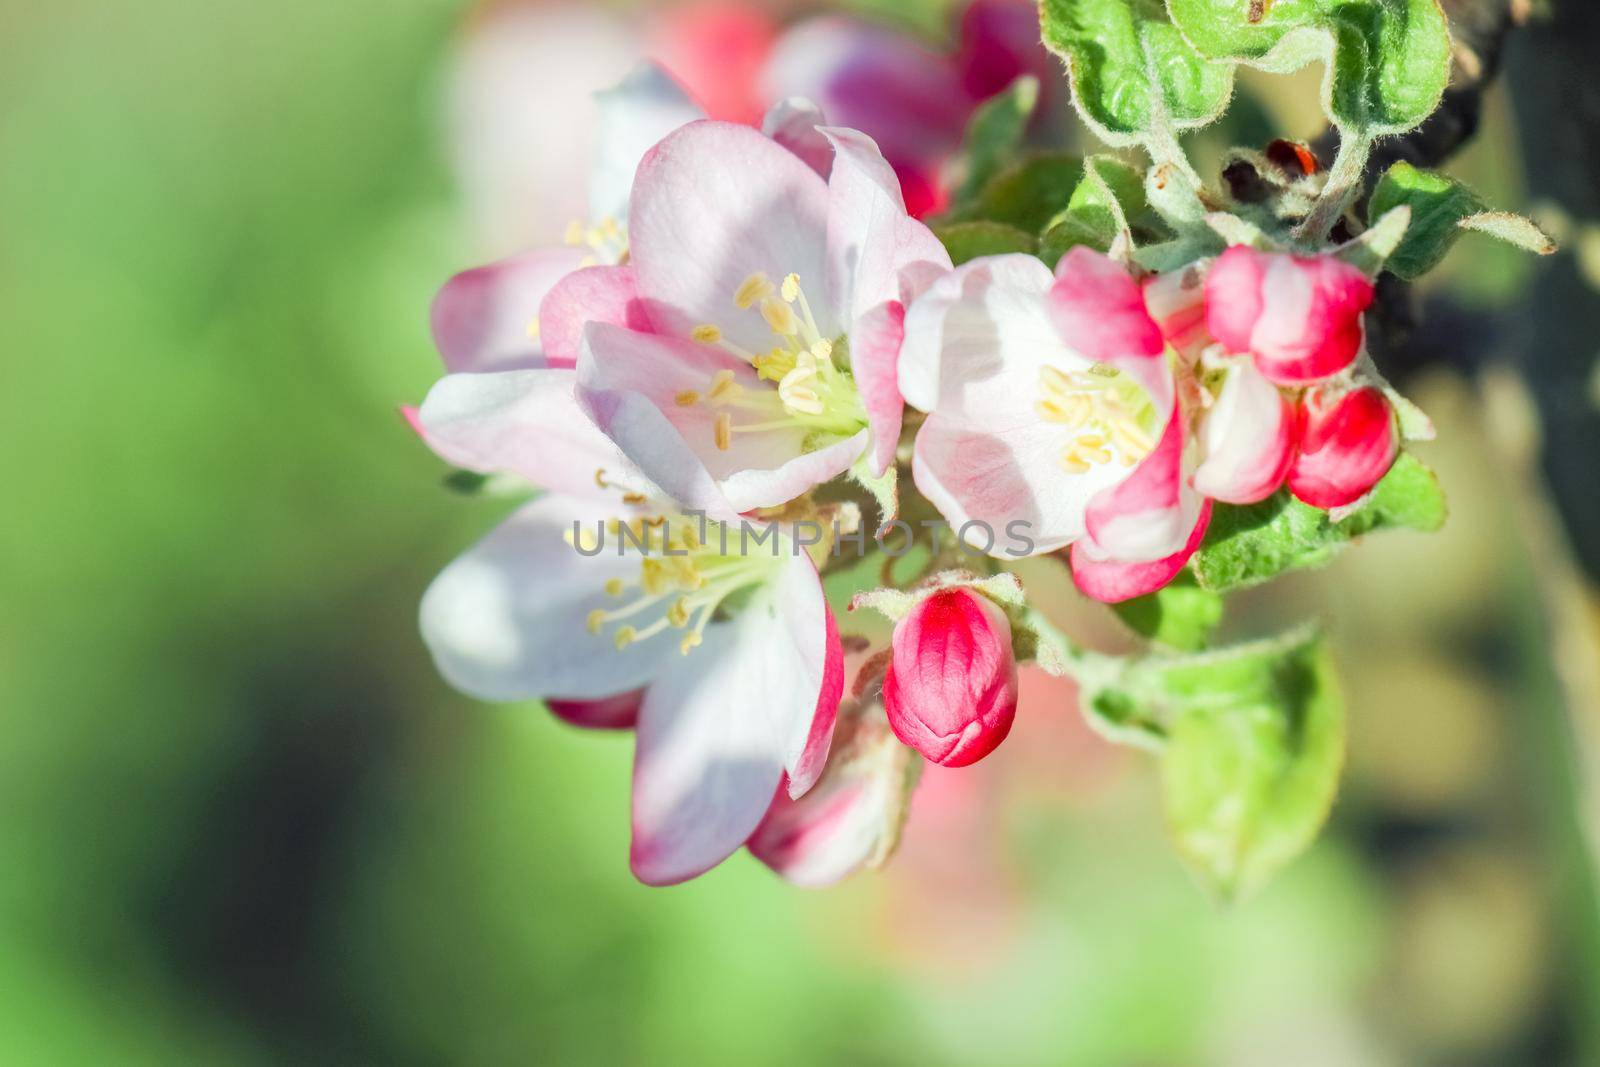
714, 412, 733, 451
680, 631, 702, 655
761, 297, 799, 336
604, 578, 625, 597
613, 626, 637, 650
781, 273, 801, 302
594, 468, 608, 489
706, 369, 741, 403
564, 220, 585, 246
586, 609, 607, 635
526, 318, 541, 341
691, 324, 722, 344
622, 492, 647, 505
735, 272, 774, 309
675, 390, 701, 407
667, 598, 691, 627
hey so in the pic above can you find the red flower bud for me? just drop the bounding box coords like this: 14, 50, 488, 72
882, 588, 1018, 767
1287, 385, 1398, 508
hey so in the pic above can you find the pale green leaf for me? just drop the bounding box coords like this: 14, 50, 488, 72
931, 220, 1039, 264
1458, 211, 1557, 256
1110, 571, 1224, 651
954, 76, 1040, 205
1040, 154, 1148, 263
1159, 629, 1346, 900
1039, 0, 1234, 144
1167, 0, 1452, 135
1192, 452, 1447, 593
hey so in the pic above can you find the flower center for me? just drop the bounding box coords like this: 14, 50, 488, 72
569, 510, 780, 656
1034, 363, 1159, 474
564, 215, 629, 267
676, 272, 868, 452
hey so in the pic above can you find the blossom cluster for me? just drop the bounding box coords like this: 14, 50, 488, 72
406, 3, 1450, 891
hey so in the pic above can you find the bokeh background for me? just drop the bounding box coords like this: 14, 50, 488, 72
5, 0, 1600, 1063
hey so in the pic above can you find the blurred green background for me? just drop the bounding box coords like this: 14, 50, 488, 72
4, 0, 1599, 1063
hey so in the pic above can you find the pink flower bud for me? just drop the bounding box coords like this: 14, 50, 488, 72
1204, 245, 1374, 386
1287, 386, 1398, 508
882, 588, 1018, 767
747, 698, 918, 888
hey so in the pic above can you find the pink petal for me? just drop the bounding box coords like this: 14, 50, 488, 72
1205, 246, 1374, 386
538, 265, 649, 368
781, 561, 845, 797
1081, 400, 1199, 563
628, 121, 835, 350
1049, 248, 1168, 391
417, 367, 653, 499
851, 300, 907, 478
820, 126, 952, 325
1070, 500, 1213, 604
547, 690, 643, 731
1193, 361, 1298, 505
1287, 386, 1398, 508
430, 246, 589, 374
1142, 260, 1211, 362
761, 97, 834, 178
647, 1, 776, 125
957, 0, 1053, 102
630, 546, 840, 885
747, 699, 914, 887
882, 587, 1018, 767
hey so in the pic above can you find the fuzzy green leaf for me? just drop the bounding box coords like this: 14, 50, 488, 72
1159, 629, 1345, 900
1039, 0, 1234, 145
1166, 0, 1451, 135
1040, 154, 1148, 262
1111, 571, 1224, 651
1367, 162, 1483, 278
1192, 452, 1447, 593
1458, 212, 1557, 256
955, 76, 1041, 205
932, 220, 1039, 264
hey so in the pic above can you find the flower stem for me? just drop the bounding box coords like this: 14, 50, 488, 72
1294, 129, 1374, 247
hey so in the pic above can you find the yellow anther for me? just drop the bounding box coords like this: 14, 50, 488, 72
810, 338, 834, 363
586, 609, 608, 635
604, 578, 625, 597
680, 523, 700, 550
641, 559, 670, 596
594, 468, 609, 489
526, 317, 541, 341
579, 255, 599, 269
564, 220, 586, 246
667, 598, 692, 627
714, 412, 733, 451
761, 297, 799, 336
735, 272, 774, 309
614, 626, 637, 650
597, 216, 622, 241
1089, 362, 1120, 378
781, 273, 801, 302
622, 492, 647, 505
691, 324, 723, 344
680, 631, 703, 655
706, 369, 741, 403
675, 390, 701, 407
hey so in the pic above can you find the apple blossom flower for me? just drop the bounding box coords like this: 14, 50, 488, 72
882, 587, 1020, 767
748, 683, 920, 886
1192, 360, 1299, 505
1286, 384, 1399, 508
417, 375, 844, 885
430, 62, 704, 376
574, 119, 951, 520
1204, 245, 1375, 386
900, 248, 1179, 559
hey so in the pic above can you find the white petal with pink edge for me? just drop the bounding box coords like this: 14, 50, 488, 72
628, 121, 836, 350
420, 495, 680, 703
417, 367, 654, 500
630, 547, 842, 885
1194, 360, 1297, 505
430, 246, 589, 374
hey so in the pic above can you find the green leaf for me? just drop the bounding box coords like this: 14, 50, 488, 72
849, 451, 899, 535
1039, 0, 1234, 145
1368, 161, 1483, 278
1111, 571, 1224, 651
968, 152, 1085, 232
1458, 212, 1557, 256
1039, 154, 1147, 263
932, 220, 1039, 264
1192, 452, 1447, 593
954, 76, 1040, 206
1167, 0, 1451, 135
1159, 629, 1346, 900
